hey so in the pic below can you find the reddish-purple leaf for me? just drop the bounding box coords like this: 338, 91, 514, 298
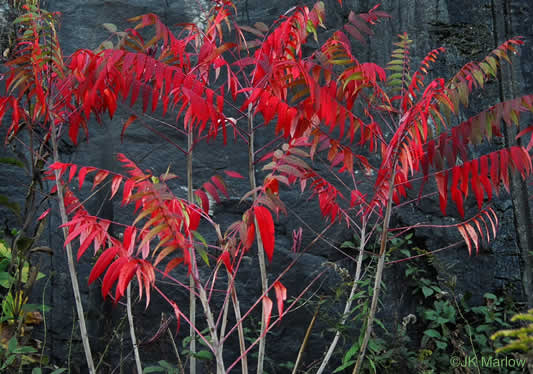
254, 206, 275, 262
121, 115, 137, 143
92, 170, 109, 191
273, 281, 287, 319
101, 256, 129, 298
37, 208, 50, 221
89, 246, 118, 284
211, 175, 229, 198
194, 189, 210, 214
203, 181, 220, 204
262, 296, 273, 332
219, 251, 234, 275
164, 258, 184, 276
115, 260, 138, 301
457, 225, 473, 256
110, 175, 123, 200
224, 170, 245, 179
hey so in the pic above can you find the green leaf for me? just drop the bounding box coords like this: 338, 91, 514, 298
343, 342, 358, 363
422, 286, 434, 298
0, 157, 24, 168
13, 345, 37, 354
333, 360, 356, 373
193, 350, 214, 360
435, 340, 448, 350
341, 241, 356, 249
157, 360, 174, 369
7, 336, 17, 353
424, 329, 441, 339
0, 271, 12, 288
32, 368, 43, 374
50, 369, 67, 374
143, 367, 166, 373
197, 247, 210, 267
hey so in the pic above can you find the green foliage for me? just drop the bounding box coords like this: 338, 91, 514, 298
491, 309, 533, 355
143, 360, 181, 374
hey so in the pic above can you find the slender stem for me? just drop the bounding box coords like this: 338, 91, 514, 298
353, 171, 396, 374
316, 220, 367, 374
196, 280, 226, 373
50, 127, 96, 374
127, 284, 142, 374
291, 299, 321, 374
247, 103, 269, 374
187, 126, 196, 374
167, 319, 185, 374
230, 277, 248, 374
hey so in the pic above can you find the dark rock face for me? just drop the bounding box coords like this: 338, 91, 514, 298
0, 0, 531, 373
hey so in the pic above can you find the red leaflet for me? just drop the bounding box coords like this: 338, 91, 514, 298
121, 115, 137, 142
103, 88, 117, 119
254, 206, 275, 262
92, 170, 109, 191
89, 246, 119, 284
245, 222, 255, 250
37, 208, 50, 221
194, 189, 210, 214
434, 171, 448, 215
101, 256, 129, 298
164, 258, 184, 276
224, 170, 245, 179
78, 167, 92, 189
273, 281, 287, 319
203, 181, 221, 204
77, 229, 99, 261
516, 125, 533, 151
115, 260, 138, 301
457, 225, 473, 256
122, 179, 135, 206
211, 175, 229, 198
110, 175, 123, 200
68, 165, 78, 183
219, 251, 234, 275
262, 296, 273, 332
123, 226, 136, 256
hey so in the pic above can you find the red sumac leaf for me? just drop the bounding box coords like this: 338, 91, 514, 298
92, 170, 109, 191
273, 281, 287, 319
211, 175, 229, 198
115, 260, 138, 301
203, 181, 220, 203
110, 175, 123, 200
102, 256, 129, 298
164, 257, 184, 276
121, 115, 137, 142
37, 208, 50, 221
224, 170, 245, 179
89, 246, 118, 284
262, 296, 273, 332
77, 229, 99, 261
194, 189, 210, 214
457, 225, 473, 256
68, 165, 78, 183
219, 251, 233, 275
245, 221, 255, 249
254, 206, 275, 262
78, 167, 92, 189
123, 225, 137, 256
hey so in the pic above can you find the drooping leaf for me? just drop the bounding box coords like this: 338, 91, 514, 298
253, 206, 275, 262
273, 281, 287, 318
